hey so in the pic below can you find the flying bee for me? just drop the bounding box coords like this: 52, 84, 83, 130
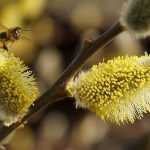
0, 25, 30, 50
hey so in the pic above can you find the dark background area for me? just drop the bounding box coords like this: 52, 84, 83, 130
0, 0, 150, 149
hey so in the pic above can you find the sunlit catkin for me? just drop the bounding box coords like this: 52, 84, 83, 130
0, 49, 39, 126
66, 55, 150, 124
120, 0, 150, 37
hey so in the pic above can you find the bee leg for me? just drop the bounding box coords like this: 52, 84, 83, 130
3, 43, 8, 50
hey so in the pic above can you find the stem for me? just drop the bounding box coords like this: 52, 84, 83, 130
0, 21, 124, 141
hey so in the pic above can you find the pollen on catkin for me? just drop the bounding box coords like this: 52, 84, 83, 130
66, 55, 150, 124
0, 49, 39, 126
120, 0, 150, 37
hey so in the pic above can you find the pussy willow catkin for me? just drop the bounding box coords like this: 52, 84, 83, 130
0, 49, 39, 126
120, 0, 150, 37
66, 55, 150, 124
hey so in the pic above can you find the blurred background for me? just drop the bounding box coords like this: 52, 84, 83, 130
1, 0, 150, 150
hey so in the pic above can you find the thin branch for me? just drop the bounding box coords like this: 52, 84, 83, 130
0, 21, 124, 141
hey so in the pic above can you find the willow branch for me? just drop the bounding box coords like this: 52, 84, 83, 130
0, 21, 124, 141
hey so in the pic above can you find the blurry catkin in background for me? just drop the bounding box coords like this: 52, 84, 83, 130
66, 55, 150, 125
120, 0, 150, 37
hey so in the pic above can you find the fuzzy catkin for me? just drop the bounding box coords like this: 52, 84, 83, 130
0, 49, 39, 126
67, 55, 150, 124
120, 0, 150, 37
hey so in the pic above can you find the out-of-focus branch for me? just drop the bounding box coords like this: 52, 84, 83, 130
0, 21, 124, 141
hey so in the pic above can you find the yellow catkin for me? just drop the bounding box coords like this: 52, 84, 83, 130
0, 49, 39, 126
66, 55, 150, 124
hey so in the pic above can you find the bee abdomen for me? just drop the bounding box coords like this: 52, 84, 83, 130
0, 32, 9, 41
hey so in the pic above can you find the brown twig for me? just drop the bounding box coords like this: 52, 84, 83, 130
0, 21, 124, 141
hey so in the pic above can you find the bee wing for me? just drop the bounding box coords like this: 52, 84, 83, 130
0, 24, 8, 32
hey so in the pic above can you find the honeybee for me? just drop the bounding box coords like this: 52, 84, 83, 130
0, 25, 30, 50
